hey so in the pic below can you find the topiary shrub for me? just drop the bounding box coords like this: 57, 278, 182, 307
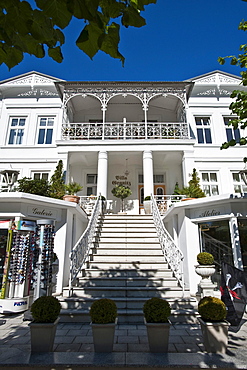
31, 296, 61, 323
144, 196, 151, 201
197, 252, 214, 265
143, 297, 171, 323
90, 298, 117, 324
198, 296, 227, 322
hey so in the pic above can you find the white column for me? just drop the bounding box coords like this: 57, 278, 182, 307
143, 150, 154, 198
97, 151, 108, 198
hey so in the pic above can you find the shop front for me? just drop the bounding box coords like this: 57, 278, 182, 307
0, 192, 87, 313
163, 194, 247, 295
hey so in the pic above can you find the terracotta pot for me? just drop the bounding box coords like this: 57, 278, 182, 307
63, 195, 80, 204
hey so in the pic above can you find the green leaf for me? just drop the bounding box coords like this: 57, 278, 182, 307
35, 0, 72, 29
48, 45, 63, 62
122, 7, 146, 28
100, 22, 125, 64
76, 23, 103, 59
0, 43, 23, 69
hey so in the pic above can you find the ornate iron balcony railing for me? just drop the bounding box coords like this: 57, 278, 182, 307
61, 122, 190, 140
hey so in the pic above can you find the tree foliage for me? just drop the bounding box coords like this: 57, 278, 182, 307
0, 0, 157, 69
49, 159, 65, 199
17, 177, 50, 196
218, 1, 247, 150
174, 169, 205, 198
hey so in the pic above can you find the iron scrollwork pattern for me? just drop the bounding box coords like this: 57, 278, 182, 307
151, 194, 184, 290
69, 197, 102, 292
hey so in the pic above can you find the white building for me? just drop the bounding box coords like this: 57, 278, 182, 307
0, 70, 247, 311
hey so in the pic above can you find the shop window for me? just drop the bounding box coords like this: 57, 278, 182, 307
224, 117, 240, 143
87, 174, 97, 196
201, 172, 219, 196
37, 117, 54, 144
195, 117, 212, 144
238, 219, 247, 271
232, 173, 247, 194
32, 172, 49, 181
8, 117, 26, 145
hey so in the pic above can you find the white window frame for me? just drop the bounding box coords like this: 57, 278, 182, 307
7, 117, 26, 145
37, 116, 55, 145
86, 174, 97, 196
232, 172, 247, 194
32, 172, 50, 181
195, 116, 212, 144
201, 172, 219, 196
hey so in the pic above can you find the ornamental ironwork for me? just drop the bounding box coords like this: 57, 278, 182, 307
151, 194, 184, 290
61, 122, 190, 140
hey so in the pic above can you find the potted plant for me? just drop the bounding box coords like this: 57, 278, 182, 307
63, 182, 83, 203
195, 252, 216, 283
143, 297, 171, 352
90, 298, 118, 352
111, 185, 132, 214
198, 296, 230, 353
195, 252, 217, 297
143, 195, 152, 214
175, 169, 206, 200
29, 295, 61, 352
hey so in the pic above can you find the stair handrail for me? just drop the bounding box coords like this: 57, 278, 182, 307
69, 195, 102, 292
151, 194, 184, 290
201, 232, 233, 268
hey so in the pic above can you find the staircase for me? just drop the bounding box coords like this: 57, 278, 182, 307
60, 214, 197, 323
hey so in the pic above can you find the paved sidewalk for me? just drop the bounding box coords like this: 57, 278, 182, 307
0, 313, 247, 368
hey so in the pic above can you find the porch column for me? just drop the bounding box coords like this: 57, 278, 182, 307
229, 217, 243, 270
97, 151, 108, 198
143, 150, 154, 198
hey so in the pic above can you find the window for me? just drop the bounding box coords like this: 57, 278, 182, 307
224, 117, 240, 143
201, 172, 219, 196
8, 117, 26, 145
232, 173, 247, 194
87, 174, 97, 196
195, 117, 212, 144
32, 172, 49, 181
37, 117, 54, 144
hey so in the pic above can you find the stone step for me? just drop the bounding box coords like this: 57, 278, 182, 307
59, 295, 198, 324
59, 296, 195, 310
91, 249, 163, 256
81, 268, 174, 279
77, 275, 178, 287
97, 237, 159, 243
88, 261, 168, 269
100, 227, 156, 232
103, 215, 153, 220
90, 255, 165, 262
63, 286, 184, 299
99, 232, 157, 238
95, 243, 160, 249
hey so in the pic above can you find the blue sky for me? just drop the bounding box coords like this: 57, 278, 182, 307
1, 0, 247, 82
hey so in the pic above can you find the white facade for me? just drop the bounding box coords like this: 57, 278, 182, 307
0, 70, 247, 300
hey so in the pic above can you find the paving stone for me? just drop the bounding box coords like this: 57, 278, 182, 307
54, 336, 75, 344
139, 336, 148, 344
117, 335, 139, 344
128, 343, 149, 352
56, 329, 69, 336
114, 343, 127, 352
67, 328, 88, 336
127, 329, 146, 336
174, 343, 202, 352
55, 343, 81, 352
74, 335, 93, 344
169, 335, 184, 344
170, 329, 188, 336
115, 329, 127, 336
79, 343, 94, 352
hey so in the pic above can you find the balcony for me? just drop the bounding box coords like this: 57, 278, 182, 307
61, 122, 190, 141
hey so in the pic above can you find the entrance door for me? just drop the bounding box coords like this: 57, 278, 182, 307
138, 184, 166, 213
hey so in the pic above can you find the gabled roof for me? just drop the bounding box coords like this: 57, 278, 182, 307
0, 71, 64, 86
185, 70, 241, 84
